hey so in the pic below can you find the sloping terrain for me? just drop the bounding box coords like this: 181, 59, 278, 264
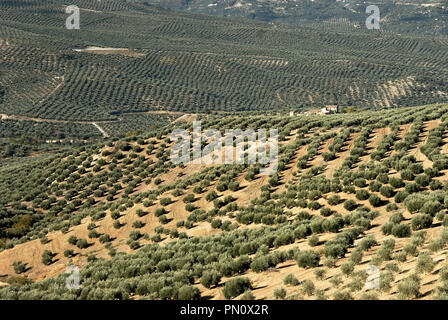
0, 0, 447, 140
137, 0, 448, 35
2, 104, 448, 300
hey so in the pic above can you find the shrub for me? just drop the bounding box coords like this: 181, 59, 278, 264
88, 230, 100, 239
440, 264, 448, 282
250, 255, 276, 272
308, 201, 321, 210
356, 190, 370, 201
68, 235, 77, 245
301, 280, 315, 296
76, 238, 89, 249
228, 181, 240, 192
283, 273, 299, 286
411, 214, 433, 231
436, 211, 446, 222
327, 195, 341, 205
401, 170, 415, 181
347, 276, 364, 292
320, 207, 333, 217
389, 177, 405, 188
159, 215, 169, 224
380, 271, 394, 292
329, 275, 342, 287
151, 234, 162, 242
394, 191, 409, 203
314, 268, 326, 280
160, 197, 172, 206
380, 186, 394, 198
178, 285, 201, 300
341, 261, 355, 276
143, 200, 153, 207
308, 235, 319, 247
127, 240, 140, 250
381, 222, 394, 235
322, 152, 336, 161
397, 274, 420, 299
63, 249, 74, 257
324, 243, 346, 259
41, 250, 53, 265
155, 208, 167, 217
206, 191, 218, 202
87, 223, 96, 230
87, 254, 97, 262
183, 194, 195, 203
324, 257, 337, 268
216, 182, 228, 192
111, 211, 121, 219
415, 174, 431, 188
354, 178, 367, 188
368, 194, 382, 207
273, 287, 287, 300
13, 261, 26, 274
405, 195, 426, 213
377, 173, 389, 184
404, 243, 418, 256
99, 234, 111, 243
295, 250, 320, 268
359, 292, 379, 300
136, 209, 147, 217
359, 235, 377, 251
430, 180, 442, 191
350, 249, 363, 264
132, 220, 144, 228
385, 262, 400, 273
129, 230, 142, 241
268, 175, 279, 187
344, 200, 357, 211
416, 252, 436, 273
211, 218, 222, 229
390, 212, 404, 224
421, 200, 442, 216
222, 277, 252, 299
333, 290, 353, 300
391, 224, 411, 238
201, 270, 222, 288
369, 182, 381, 192
386, 203, 398, 212
169, 228, 179, 239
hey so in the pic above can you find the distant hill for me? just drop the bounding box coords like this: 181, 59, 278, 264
0, 0, 447, 139
135, 0, 448, 35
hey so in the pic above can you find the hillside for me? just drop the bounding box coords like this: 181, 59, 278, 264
0, 0, 447, 141
1, 0, 448, 303
3, 104, 448, 300
137, 0, 448, 35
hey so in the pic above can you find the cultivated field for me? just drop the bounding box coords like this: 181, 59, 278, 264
2, 104, 448, 300
0, 0, 447, 140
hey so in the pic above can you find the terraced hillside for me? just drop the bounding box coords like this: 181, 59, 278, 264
0, 0, 447, 140
3, 104, 448, 300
